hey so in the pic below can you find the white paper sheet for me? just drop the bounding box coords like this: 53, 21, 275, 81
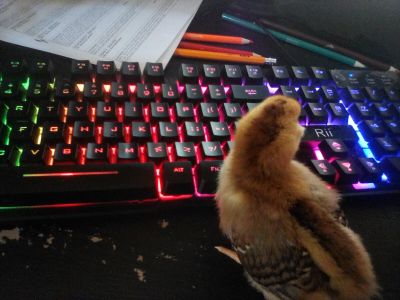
0, 0, 202, 69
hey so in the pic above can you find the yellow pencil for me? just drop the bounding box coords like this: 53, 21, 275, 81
174, 48, 277, 65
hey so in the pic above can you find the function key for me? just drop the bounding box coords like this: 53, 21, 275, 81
291, 66, 310, 86
143, 62, 164, 84
244, 65, 263, 84
223, 64, 242, 85
71, 60, 92, 83
2, 59, 28, 80
202, 64, 222, 84
120, 62, 141, 83
179, 63, 199, 84
29, 59, 54, 80
96, 61, 116, 83
311, 66, 330, 84
266, 66, 290, 86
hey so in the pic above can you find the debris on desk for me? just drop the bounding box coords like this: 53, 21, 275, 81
101, 259, 107, 265
136, 255, 144, 262
133, 268, 147, 283
89, 235, 103, 243
159, 252, 177, 261
0, 227, 21, 244
158, 219, 169, 229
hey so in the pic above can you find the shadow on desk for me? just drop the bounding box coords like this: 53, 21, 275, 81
0, 196, 399, 300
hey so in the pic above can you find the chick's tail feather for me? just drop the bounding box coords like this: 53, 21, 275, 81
215, 246, 241, 264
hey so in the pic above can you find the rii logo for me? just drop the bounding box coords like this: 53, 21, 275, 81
314, 127, 334, 138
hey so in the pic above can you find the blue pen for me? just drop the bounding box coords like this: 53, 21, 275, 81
221, 13, 366, 68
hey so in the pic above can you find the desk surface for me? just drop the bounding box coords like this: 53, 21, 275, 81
1, 1, 400, 299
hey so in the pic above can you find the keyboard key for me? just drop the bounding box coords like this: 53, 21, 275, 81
161, 161, 194, 195
150, 102, 170, 121
320, 86, 339, 103
369, 137, 399, 160
136, 83, 155, 101
103, 121, 123, 143
310, 159, 336, 183
29, 59, 54, 80
67, 101, 89, 122
280, 85, 299, 100
179, 63, 199, 84
96, 102, 117, 122
175, 142, 196, 164
326, 103, 348, 125
162, 83, 180, 102
365, 86, 384, 102
110, 82, 129, 102
175, 103, 195, 121
202, 64, 221, 84
311, 66, 330, 84
302, 125, 357, 146
131, 121, 151, 141
72, 121, 94, 142
223, 103, 242, 121
124, 102, 144, 121
196, 160, 223, 194
333, 158, 361, 184
83, 82, 103, 102
201, 141, 223, 159
53, 143, 77, 164
208, 85, 227, 102
230, 85, 269, 102
159, 122, 178, 141
184, 84, 203, 102
304, 103, 328, 125
0, 163, 157, 204
357, 157, 382, 182
223, 64, 242, 84
385, 87, 400, 102
55, 80, 76, 101
266, 66, 290, 86
200, 103, 219, 121
144, 63, 164, 84
71, 60, 92, 83
380, 157, 400, 182
0, 146, 11, 166
300, 86, 320, 103
209, 121, 230, 141
245, 65, 263, 84
120, 62, 141, 83
184, 121, 204, 141
147, 142, 168, 163
348, 103, 375, 123
291, 66, 310, 85
96, 61, 116, 83
26, 79, 50, 102
118, 143, 139, 161
41, 122, 65, 143
17, 145, 45, 165
86, 143, 109, 162
358, 120, 386, 141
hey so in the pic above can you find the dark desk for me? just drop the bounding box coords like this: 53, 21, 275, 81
1, 1, 399, 299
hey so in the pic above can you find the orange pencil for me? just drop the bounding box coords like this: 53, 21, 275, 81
179, 41, 260, 56
183, 32, 253, 45
174, 48, 277, 65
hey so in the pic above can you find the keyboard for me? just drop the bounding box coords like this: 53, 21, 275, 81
1, 58, 399, 216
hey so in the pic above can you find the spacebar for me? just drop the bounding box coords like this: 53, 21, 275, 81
0, 163, 157, 206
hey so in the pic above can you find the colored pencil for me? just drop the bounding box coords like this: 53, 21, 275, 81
178, 41, 260, 56
221, 13, 368, 69
258, 18, 399, 72
174, 48, 276, 64
183, 32, 252, 45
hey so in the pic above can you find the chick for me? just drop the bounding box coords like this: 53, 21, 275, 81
216, 95, 378, 300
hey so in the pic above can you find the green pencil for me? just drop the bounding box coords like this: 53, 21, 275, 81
221, 13, 367, 68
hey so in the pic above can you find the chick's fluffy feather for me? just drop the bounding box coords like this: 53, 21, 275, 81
216, 95, 378, 300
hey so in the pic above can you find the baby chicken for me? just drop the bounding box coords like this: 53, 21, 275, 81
216, 95, 378, 300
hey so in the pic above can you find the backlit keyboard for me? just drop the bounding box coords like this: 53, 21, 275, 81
1, 58, 399, 215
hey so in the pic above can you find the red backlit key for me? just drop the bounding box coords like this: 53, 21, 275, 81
357, 157, 381, 182
202, 64, 222, 84
131, 121, 151, 141
121, 62, 141, 83
174, 142, 196, 164
96, 61, 116, 84
150, 102, 170, 121
71, 60, 92, 83
118, 143, 139, 161
223, 64, 242, 85
110, 82, 129, 102
196, 160, 223, 194
162, 83, 179, 102
55, 80, 76, 101
208, 85, 227, 102
161, 161, 194, 195
144, 63, 164, 84
223, 103, 242, 121
159, 122, 178, 142
230, 85, 269, 103
136, 83, 155, 101
103, 121, 123, 143
124, 102, 144, 121
333, 158, 361, 184
41, 122, 65, 143
209, 121, 230, 141
184, 121, 204, 141
201, 141, 223, 159
86, 143, 109, 162
245, 65, 263, 85
66, 101, 89, 123
318, 138, 348, 158
179, 63, 199, 84
310, 159, 336, 183
147, 142, 168, 163
176, 103, 195, 121
72, 121, 94, 142
83, 82, 103, 102
184, 84, 203, 102
53, 143, 77, 164
200, 103, 219, 121
96, 102, 117, 122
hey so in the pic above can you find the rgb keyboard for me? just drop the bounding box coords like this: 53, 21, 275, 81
0, 58, 399, 214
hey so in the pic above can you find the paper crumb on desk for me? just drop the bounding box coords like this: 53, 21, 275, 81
46, 235, 55, 245
136, 255, 144, 262
160, 252, 177, 261
1, 252, 5, 256
38, 233, 44, 238
134, 268, 146, 282
112, 243, 117, 251
102, 259, 107, 265
0, 227, 21, 244
159, 219, 169, 229
89, 235, 103, 243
